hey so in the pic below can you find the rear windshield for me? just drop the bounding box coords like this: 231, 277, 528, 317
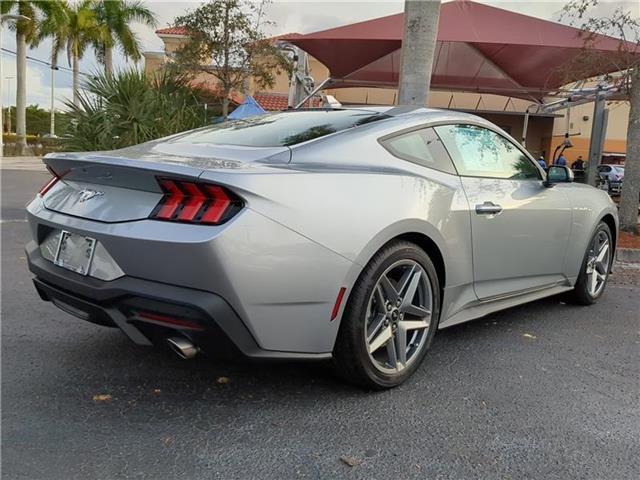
172, 110, 388, 147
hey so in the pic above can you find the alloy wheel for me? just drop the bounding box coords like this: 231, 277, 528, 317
585, 230, 610, 297
365, 259, 432, 373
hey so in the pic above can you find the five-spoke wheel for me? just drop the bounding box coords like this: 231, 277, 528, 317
365, 260, 432, 373
569, 221, 613, 305
333, 241, 440, 389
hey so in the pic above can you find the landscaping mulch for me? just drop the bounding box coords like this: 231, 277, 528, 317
619, 229, 640, 250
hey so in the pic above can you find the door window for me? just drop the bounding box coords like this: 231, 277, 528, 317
434, 124, 541, 180
381, 127, 457, 174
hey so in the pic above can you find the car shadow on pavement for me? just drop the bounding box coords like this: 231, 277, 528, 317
45, 291, 592, 404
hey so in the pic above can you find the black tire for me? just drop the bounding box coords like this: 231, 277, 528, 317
332, 241, 440, 389
567, 221, 613, 305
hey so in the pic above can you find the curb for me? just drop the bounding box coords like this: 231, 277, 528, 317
617, 248, 640, 263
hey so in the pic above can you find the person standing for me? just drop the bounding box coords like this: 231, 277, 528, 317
555, 153, 567, 166
571, 156, 584, 170
537, 156, 547, 169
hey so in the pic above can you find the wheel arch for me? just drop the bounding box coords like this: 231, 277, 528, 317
600, 213, 617, 251
348, 226, 448, 307
393, 232, 446, 299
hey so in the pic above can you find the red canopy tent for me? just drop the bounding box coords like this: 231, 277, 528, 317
284, 0, 638, 102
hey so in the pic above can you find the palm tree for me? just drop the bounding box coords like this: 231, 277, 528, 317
397, 0, 441, 106
37, 0, 69, 135
62, 0, 101, 105
93, 0, 157, 75
1, 0, 57, 153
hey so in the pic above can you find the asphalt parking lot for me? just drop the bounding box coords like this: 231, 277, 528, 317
2, 168, 639, 479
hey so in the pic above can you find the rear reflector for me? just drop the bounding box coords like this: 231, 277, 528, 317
331, 287, 347, 321
133, 311, 205, 331
150, 177, 242, 225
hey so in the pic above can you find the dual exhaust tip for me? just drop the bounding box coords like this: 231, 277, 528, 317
166, 336, 199, 360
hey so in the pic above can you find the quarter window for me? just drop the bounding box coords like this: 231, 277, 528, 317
434, 124, 541, 180
381, 127, 457, 175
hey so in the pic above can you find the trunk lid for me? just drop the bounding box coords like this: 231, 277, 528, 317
41, 140, 290, 223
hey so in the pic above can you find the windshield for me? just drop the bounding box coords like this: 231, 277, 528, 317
172, 110, 388, 147
613, 166, 625, 173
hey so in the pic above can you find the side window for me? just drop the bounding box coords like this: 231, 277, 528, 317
434, 124, 541, 180
381, 127, 457, 175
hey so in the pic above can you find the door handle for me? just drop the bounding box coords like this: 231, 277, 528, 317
475, 201, 503, 215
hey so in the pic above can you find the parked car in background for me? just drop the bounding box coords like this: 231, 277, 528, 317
25, 107, 618, 388
597, 164, 625, 194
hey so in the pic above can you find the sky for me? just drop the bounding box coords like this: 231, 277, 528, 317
1, 0, 638, 111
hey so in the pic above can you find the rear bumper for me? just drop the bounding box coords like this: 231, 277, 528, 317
27, 242, 331, 361
608, 180, 622, 194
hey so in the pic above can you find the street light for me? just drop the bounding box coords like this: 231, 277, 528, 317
1, 13, 30, 158
49, 66, 59, 138
4, 76, 14, 132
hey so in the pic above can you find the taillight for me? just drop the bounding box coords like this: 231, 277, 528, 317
149, 177, 243, 225
38, 167, 67, 197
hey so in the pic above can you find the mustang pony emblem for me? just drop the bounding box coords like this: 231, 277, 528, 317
77, 189, 104, 203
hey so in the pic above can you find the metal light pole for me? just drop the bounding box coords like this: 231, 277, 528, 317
4, 77, 14, 133
49, 66, 59, 137
1, 13, 30, 158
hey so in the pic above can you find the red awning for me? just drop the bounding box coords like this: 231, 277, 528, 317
284, 0, 638, 101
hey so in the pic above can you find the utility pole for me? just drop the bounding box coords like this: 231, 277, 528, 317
397, 0, 441, 106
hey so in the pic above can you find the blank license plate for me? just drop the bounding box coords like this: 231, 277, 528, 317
54, 230, 96, 275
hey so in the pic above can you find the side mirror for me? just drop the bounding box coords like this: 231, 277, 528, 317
544, 165, 574, 187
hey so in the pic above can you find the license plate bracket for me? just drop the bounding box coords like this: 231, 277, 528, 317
54, 230, 96, 276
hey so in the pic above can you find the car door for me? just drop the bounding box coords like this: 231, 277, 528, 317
434, 124, 572, 300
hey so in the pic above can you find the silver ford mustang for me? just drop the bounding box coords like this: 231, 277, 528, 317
26, 106, 618, 388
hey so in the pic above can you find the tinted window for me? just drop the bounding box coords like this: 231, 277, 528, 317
381, 127, 456, 174
172, 110, 388, 147
435, 124, 541, 180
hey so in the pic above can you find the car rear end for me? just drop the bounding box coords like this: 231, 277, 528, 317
608, 166, 624, 195
26, 149, 355, 360
25, 110, 395, 360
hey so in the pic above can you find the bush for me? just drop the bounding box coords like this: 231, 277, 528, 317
63, 68, 208, 151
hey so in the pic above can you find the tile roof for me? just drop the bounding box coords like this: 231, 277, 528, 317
155, 26, 189, 36
252, 92, 321, 111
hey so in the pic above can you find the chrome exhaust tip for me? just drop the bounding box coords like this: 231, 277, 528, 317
166, 336, 199, 360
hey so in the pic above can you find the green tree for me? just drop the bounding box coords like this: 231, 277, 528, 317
562, 0, 640, 234
1, 0, 60, 153
37, 0, 71, 135
172, 0, 291, 117
66, 0, 102, 106
63, 68, 207, 151
93, 0, 157, 75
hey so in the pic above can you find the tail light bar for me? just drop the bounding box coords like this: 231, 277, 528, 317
38, 167, 68, 197
149, 177, 243, 225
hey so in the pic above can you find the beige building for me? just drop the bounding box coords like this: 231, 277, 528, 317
145, 27, 629, 165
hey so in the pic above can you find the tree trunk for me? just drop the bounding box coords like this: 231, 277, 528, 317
222, 96, 230, 118
72, 52, 80, 107
398, 0, 441, 106
16, 31, 28, 154
104, 46, 114, 76
619, 68, 640, 234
